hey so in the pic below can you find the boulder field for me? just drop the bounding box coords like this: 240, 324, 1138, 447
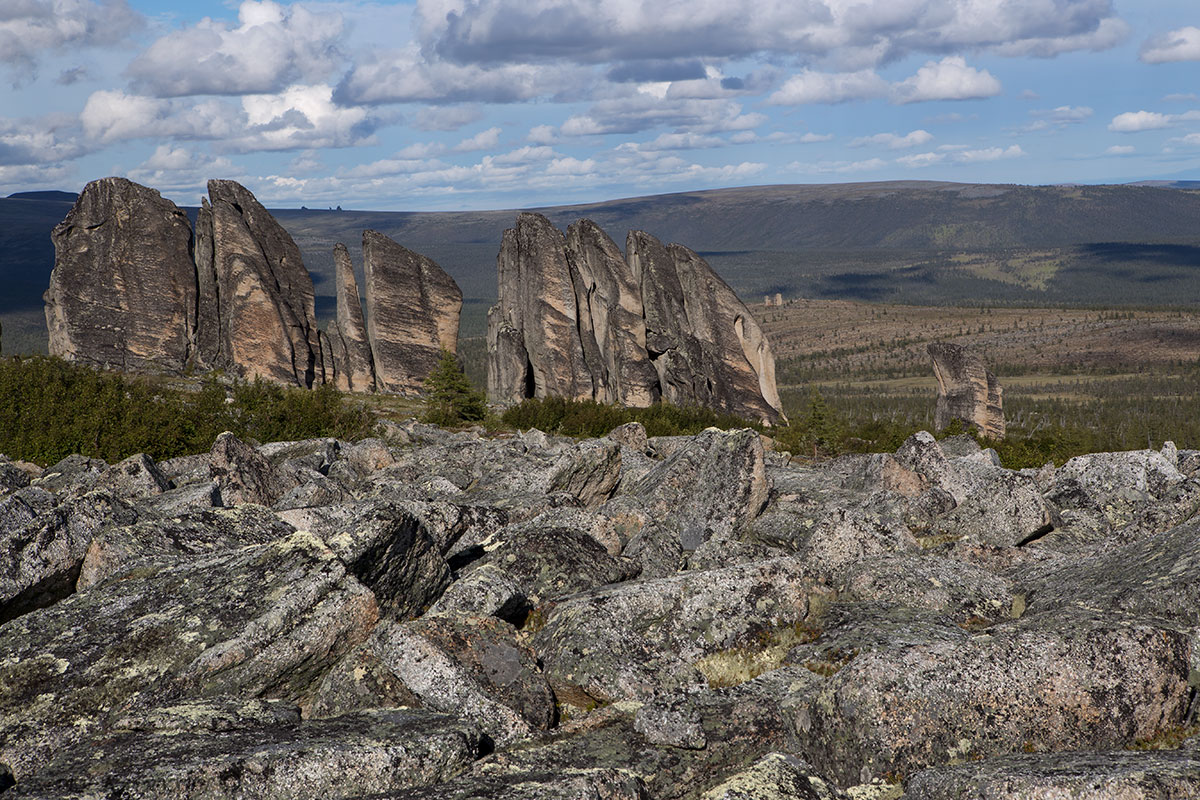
1, 424, 1198, 798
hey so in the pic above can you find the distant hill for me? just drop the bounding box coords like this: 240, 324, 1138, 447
6, 191, 79, 202
4, 181, 1200, 353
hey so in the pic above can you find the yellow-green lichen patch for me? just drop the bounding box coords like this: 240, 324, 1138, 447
695, 622, 822, 688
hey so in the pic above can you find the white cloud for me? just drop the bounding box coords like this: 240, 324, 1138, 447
414, 0, 1125, 70
768, 69, 888, 105
897, 144, 1024, 167
850, 130, 933, 149
126, 1, 345, 97
619, 132, 725, 152
1168, 133, 1200, 148
0, 113, 87, 166
80, 85, 378, 152
1105, 145, 1134, 155
1140, 26, 1200, 64
0, 0, 142, 78
127, 145, 238, 191
1108, 111, 1172, 133
452, 127, 502, 152
1033, 105, 1093, 122
559, 96, 765, 137
527, 125, 558, 145
799, 132, 834, 143
891, 57, 1002, 104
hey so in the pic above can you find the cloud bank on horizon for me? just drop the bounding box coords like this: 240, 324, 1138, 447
2, 0, 1199, 210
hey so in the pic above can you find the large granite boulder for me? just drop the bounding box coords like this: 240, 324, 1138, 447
928, 342, 1005, 439
329, 241, 376, 392
486, 214, 785, 424
198, 179, 323, 387
363, 230, 462, 394
45, 177, 197, 373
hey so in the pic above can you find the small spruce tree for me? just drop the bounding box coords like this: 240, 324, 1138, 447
422, 349, 487, 426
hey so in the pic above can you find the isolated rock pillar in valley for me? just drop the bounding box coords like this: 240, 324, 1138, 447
329, 242, 376, 392
928, 341, 1005, 439
363, 230, 462, 394
45, 177, 197, 373
204, 179, 322, 388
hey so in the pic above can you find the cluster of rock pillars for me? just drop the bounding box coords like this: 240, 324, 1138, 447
43, 177, 794, 425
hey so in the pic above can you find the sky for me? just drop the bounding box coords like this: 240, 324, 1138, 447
3, 0, 1200, 211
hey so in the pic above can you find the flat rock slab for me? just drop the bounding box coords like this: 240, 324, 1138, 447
77, 504, 295, 589
902, 749, 1200, 799
532, 557, 834, 701
6, 708, 480, 800
313, 616, 554, 746
0, 531, 377, 780
790, 609, 1191, 784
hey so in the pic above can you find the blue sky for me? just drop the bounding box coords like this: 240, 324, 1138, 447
3, 0, 1200, 210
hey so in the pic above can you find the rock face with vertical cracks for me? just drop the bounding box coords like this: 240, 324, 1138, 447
487, 214, 784, 424
627, 230, 783, 425
928, 342, 1005, 439
330, 242, 376, 392
202, 179, 323, 387
364, 230, 462, 394
45, 177, 197, 373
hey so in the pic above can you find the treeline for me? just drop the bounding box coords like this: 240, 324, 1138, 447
0, 356, 376, 465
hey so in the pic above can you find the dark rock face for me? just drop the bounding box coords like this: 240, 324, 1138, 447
330, 241, 376, 392
487, 213, 784, 424
203, 179, 323, 387
5, 425, 1200, 798
364, 229, 462, 394
928, 341, 1005, 439
45, 177, 197, 373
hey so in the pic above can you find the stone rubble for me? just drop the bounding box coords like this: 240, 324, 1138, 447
1, 424, 1198, 799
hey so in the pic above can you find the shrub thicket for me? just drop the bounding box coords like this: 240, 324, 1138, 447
499, 396, 759, 438
0, 356, 376, 465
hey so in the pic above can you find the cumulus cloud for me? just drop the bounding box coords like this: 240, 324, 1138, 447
897, 144, 1024, 167
80, 85, 378, 152
126, 1, 345, 97
1140, 26, 1200, 63
1108, 111, 1172, 132
768, 69, 888, 105
0, 0, 142, 78
335, 48, 590, 105
559, 96, 764, 137
618, 132, 726, 152
452, 127, 502, 152
850, 129, 933, 149
789, 157, 888, 174
1105, 145, 1134, 155
891, 57, 1002, 104
0, 112, 88, 166
414, 0, 1124, 69
127, 145, 238, 191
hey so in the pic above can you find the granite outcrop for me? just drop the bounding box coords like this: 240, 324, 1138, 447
928, 341, 1005, 439
45, 178, 462, 394
3, 420, 1198, 798
488, 213, 784, 424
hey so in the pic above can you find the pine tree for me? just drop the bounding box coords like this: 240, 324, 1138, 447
422, 350, 487, 426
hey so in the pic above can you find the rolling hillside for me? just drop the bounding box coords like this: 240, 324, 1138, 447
4, 181, 1200, 353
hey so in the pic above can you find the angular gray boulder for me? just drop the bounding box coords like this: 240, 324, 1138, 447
45, 177, 197, 373
928, 342, 1005, 439
363, 229, 462, 394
